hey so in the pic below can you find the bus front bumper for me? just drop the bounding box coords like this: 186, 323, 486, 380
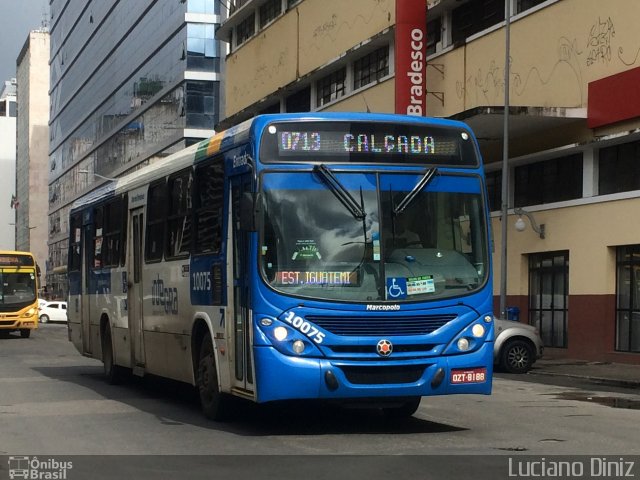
0, 318, 38, 331
253, 341, 493, 403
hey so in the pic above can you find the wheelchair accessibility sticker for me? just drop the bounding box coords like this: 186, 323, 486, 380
386, 277, 407, 300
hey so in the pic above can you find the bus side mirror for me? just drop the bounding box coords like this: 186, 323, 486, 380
239, 192, 260, 232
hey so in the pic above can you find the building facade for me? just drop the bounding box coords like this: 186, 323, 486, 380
15, 31, 50, 292
0, 79, 17, 250
47, 0, 226, 298
216, 0, 640, 363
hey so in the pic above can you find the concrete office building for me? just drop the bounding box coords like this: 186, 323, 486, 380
0, 80, 17, 250
15, 30, 50, 291
48, 0, 226, 298
216, 0, 640, 363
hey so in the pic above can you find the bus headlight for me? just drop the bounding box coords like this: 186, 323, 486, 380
273, 326, 288, 341
256, 316, 322, 357
472, 324, 485, 338
292, 340, 305, 354
444, 315, 493, 355
22, 308, 36, 317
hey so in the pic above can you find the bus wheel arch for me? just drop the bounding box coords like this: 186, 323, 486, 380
192, 319, 231, 421
100, 314, 124, 384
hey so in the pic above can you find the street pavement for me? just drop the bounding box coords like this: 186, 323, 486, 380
529, 356, 640, 389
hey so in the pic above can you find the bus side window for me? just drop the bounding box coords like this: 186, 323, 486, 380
166, 167, 193, 259
103, 196, 123, 267
146, 180, 168, 262
194, 158, 223, 254
69, 213, 82, 272
93, 206, 104, 269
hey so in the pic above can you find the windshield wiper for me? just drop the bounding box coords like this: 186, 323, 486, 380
393, 167, 438, 215
313, 164, 366, 219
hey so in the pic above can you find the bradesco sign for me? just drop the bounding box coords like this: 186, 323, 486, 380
395, 0, 427, 116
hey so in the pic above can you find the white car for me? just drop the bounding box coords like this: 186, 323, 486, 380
39, 301, 68, 323
494, 318, 544, 373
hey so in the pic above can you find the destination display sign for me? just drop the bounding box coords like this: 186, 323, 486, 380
0, 253, 35, 267
260, 121, 478, 166
274, 270, 359, 287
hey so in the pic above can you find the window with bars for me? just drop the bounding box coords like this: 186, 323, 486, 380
236, 13, 255, 46
452, 0, 504, 44
529, 251, 569, 348
514, 154, 583, 207
285, 86, 310, 112
259, 0, 281, 28
353, 46, 389, 90
516, 0, 547, 14
599, 140, 640, 195
316, 67, 346, 107
485, 170, 502, 212
615, 245, 640, 353
426, 17, 441, 56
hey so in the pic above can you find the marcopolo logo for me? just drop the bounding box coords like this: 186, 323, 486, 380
366, 304, 400, 311
8, 456, 73, 480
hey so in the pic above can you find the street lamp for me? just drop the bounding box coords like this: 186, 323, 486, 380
9, 223, 37, 230
498, 0, 512, 320
514, 208, 545, 239
78, 169, 116, 181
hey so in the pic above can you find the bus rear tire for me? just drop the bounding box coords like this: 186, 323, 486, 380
383, 397, 421, 419
197, 333, 231, 421
102, 325, 124, 384
20, 329, 31, 338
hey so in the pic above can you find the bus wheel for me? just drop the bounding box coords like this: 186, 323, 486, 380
20, 329, 31, 338
383, 397, 421, 419
197, 333, 231, 421
102, 326, 124, 384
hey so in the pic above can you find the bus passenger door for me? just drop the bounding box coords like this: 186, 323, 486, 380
230, 175, 255, 396
128, 208, 146, 371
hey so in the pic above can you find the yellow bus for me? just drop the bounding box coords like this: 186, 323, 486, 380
0, 251, 39, 338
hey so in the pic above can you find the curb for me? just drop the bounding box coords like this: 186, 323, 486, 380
530, 370, 640, 389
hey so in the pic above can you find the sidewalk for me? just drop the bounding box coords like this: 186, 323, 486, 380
529, 357, 640, 389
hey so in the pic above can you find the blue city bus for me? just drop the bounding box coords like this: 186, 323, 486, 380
67, 112, 493, 420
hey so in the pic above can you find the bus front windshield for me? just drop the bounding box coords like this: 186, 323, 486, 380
0, 270, 37, 307
260, 171, 489, 303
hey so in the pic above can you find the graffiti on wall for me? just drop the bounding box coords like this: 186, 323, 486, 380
455, 11, 640, 107
586, 17, 615, 67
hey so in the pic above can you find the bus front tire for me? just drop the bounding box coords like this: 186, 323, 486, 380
383, 397, 421, 419
20, 329, 31, 338
197, 333, 231, 421
102, 326, 124, 384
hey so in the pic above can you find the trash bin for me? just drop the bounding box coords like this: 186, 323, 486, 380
506, 307, 520, 321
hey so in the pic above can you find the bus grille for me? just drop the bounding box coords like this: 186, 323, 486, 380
0, 320, 17, 326
341, 365, 427, 385
329, 344, 435, 354
305, 314, 456, 336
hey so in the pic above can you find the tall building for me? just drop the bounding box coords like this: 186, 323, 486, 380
15, 30, 50, 292
0, 79, 17, 250
48, 0, 226, 298
216, 0, 640, 363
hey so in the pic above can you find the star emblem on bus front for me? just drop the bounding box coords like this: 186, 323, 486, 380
376, 339, 393, 357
